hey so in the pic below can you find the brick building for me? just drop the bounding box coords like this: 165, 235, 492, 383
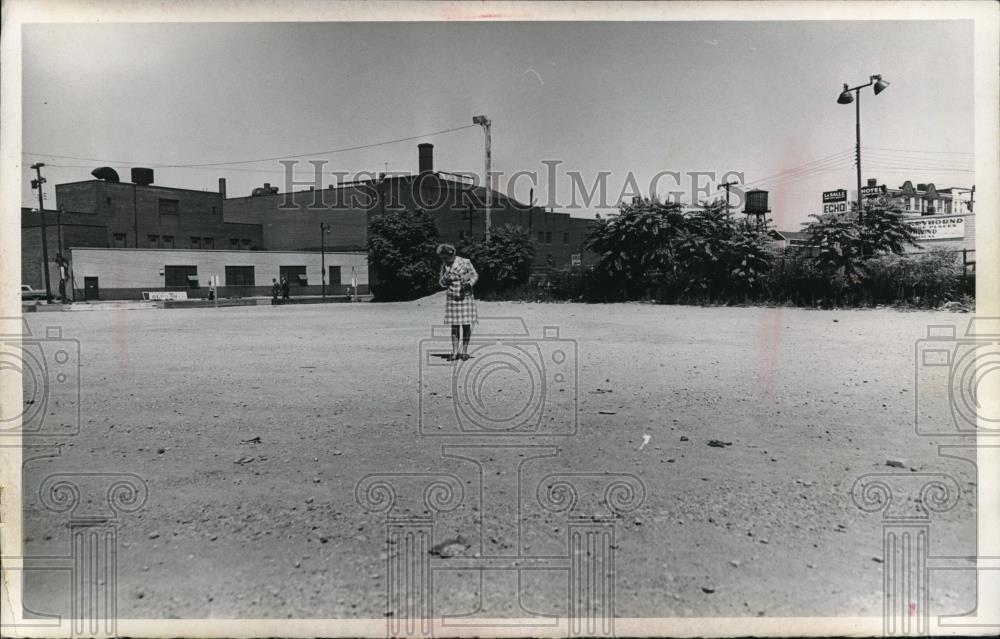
54, 171, 262, 250
223, 143, 597, 271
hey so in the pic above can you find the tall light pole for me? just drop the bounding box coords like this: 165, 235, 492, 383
473, 115, 492, 241
30, 163, 53, 302
320, 222, 331, 298
837, 74, 890, 223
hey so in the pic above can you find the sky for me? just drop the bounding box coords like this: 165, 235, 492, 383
21, 20, 975, 229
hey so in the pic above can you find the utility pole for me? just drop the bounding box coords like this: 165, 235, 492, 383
320, 223, 331, 298
473, 115, 492, 241
30, 163, 53, 302
719, 180, 739, 212
464, 204, 474, 237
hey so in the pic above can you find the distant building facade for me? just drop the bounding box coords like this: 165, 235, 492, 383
222, 143, 597, 271
774, 177, 976, 256
54, 173, 262, 250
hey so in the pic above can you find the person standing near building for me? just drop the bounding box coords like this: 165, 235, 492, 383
281, 276, 290, 302
271, 278, 280, 305
437, 243, 478, 361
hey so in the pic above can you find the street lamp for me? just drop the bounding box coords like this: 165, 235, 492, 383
472, 115, 492, 241
836, 74, 890, 222
320, 222, 331, 298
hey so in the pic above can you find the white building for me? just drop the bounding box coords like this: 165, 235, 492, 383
68, 247, 368, 301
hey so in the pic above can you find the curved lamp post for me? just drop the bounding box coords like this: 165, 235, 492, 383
837, 74, 890, 223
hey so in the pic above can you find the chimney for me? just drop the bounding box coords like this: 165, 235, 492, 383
418, 143, 434, 174
219, 178, 227, 198
867, 178, 877, 187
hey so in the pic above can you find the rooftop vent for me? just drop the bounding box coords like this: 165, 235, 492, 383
91, 167, 120, 182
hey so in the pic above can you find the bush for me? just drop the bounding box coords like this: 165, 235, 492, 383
368, 209, 440, 301
457, 224, 535, 295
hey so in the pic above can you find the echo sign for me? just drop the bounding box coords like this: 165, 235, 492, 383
823, 202, 849, 213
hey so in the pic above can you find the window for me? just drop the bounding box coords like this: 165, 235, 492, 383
203, 237, 215, 250
537, 231, 545, 243
112, 232, 127, 248
164, 265, 198, 288
229, 238, 240, 250
191, 236, 201, 249
242, 239, 251, 248
545, 231, 553, 244
158, 198, 179, 224
280, 265, 307, 286
563, 232, 570, 245
147, 234, 160, 247
162, 235, 174, 249
225, 266, 255, 287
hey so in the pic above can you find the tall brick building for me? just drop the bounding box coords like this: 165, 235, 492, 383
54, 173, 262, 250
223, 143, 597, 270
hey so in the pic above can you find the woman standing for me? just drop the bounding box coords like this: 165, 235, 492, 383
437, 244, 478, 361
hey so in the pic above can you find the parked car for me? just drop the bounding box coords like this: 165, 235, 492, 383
21, 285, 46, 301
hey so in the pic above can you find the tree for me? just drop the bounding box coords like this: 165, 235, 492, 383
457, 224, 535, 294
367, 208, 440, 301
675, 200, 775, 301
801, 195, 921, 305
584, 198, 687, 299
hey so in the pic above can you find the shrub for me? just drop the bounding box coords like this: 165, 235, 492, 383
368, 208, 440, 301
457, 224, 535, 295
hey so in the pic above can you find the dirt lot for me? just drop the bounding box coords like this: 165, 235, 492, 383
20, 297, 978, 620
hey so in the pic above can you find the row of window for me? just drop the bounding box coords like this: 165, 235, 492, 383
111, 233, 256, 250
163, 265, 342, 288
536, 231, 572, 245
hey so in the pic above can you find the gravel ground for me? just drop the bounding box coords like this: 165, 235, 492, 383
20, 297, 978, 620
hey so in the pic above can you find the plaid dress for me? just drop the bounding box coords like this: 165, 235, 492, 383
440, 256, 478, 325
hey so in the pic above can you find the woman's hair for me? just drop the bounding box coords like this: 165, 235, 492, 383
436, 243, 456, 257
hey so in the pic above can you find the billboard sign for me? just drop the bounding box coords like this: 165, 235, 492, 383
861, 185, 887, 198
904, 215, 966, 240
823, 189, 847, 203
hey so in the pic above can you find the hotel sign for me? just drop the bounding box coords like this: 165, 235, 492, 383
861, 185, 887, 198
905, 215, 966, 240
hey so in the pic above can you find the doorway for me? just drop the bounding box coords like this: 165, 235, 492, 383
84, 277, 99, 300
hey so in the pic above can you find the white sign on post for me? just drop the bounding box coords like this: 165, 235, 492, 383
904, 215, 966, 240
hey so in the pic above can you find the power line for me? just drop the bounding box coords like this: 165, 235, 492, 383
716, 148, 853, 194
23, 124, 478, 168
742, 151, 855, 190
861, 146, 973, 155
